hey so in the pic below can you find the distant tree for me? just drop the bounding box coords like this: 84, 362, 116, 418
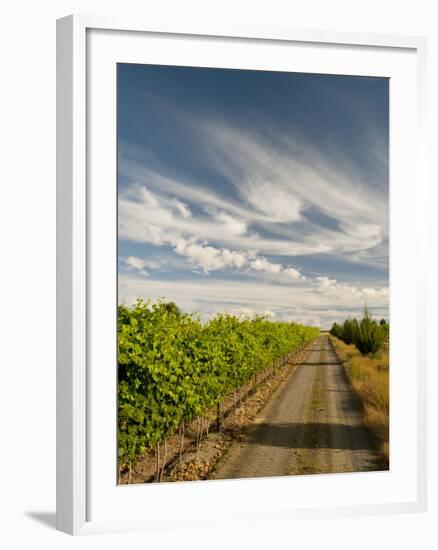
342, 318, 358, 345
330, 322, 342, 338
353, 307, 386, 355
331, 307, 387, 355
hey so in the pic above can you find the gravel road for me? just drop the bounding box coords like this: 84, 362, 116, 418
210, 335, 381, 479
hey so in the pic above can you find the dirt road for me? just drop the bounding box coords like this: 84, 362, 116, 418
210, 335, 381, 479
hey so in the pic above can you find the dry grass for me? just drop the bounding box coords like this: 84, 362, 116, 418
329, 336, 389, 465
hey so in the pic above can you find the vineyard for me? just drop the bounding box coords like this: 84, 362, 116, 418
118, 300, 319, 481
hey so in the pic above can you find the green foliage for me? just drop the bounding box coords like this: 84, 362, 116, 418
330, 306, 388, 356
379, 318, 390, 341
118, 299, 319, 464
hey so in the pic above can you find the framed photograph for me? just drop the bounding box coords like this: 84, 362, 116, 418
57, 15, 427, 535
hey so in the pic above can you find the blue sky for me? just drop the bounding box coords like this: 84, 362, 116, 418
117, 63, 389, 328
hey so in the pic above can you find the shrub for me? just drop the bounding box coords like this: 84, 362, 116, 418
354, 308, 386, 355
330, 307, 388, 355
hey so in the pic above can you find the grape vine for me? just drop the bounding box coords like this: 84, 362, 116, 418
118, 299, 319, 469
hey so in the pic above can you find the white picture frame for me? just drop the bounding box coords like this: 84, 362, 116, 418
56, 14, 428, 535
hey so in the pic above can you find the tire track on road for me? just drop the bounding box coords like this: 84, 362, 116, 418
210, 335, 381, 480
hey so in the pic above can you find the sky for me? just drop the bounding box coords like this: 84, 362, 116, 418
117, 63, 389, 329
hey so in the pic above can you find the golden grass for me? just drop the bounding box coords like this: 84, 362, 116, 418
329, 336, 389, 465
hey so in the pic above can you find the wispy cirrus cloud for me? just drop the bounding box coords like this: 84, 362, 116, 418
119, 184, 309, 277
119, 114, 388, 260
117, 65, 389, 326
117, 134, 388, 322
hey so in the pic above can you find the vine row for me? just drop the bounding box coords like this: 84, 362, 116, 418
118, 299, 319, 476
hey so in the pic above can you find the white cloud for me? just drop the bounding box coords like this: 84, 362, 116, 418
214, 211, 247, 236
120, 185, 310, 278
171, 239, 307, 280
225, 122, 383, 218
340, 222, 382, 242
119, 185, 249, 249
144, 260, 163, 270
118, 274, 389, 327
173, 238, 308, 281
313, 276, 389, 302
284, 267, 303, 280
174, 239, 248, 273
250, 257, 282, 274
117, 111, 388, 326
118, 147, 386, 261
123, 256, 164, 275
119, 186, 385, 311
195, 120, 388, 256
172, 198, 191, 219
126, 256, 146, 270
246, 180, 303, 223
362, 287, 389, 298
316, 276, 338, 289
